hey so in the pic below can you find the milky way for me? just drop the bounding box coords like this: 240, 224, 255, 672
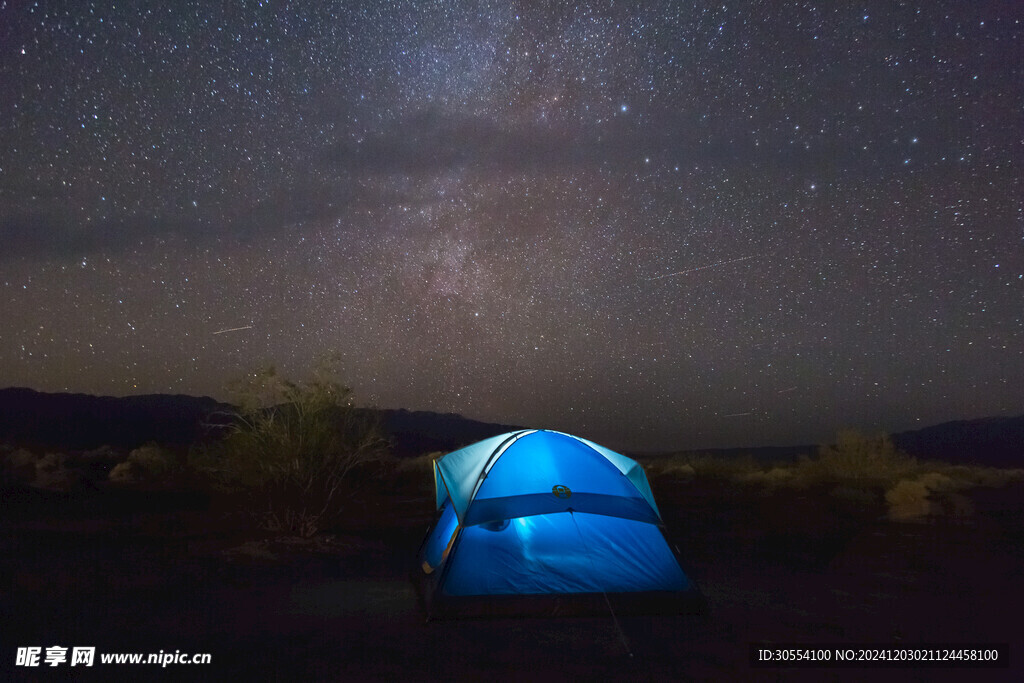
1, 1, 1021, 450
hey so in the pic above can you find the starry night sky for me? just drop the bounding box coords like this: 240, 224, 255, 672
1, 1, 1021, 451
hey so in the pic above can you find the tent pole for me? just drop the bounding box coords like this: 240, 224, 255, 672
569, 510, 634, 658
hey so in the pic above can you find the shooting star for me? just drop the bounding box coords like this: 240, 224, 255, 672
645, 254, 758, 281
722, 412, 753, 418
213, 325, 253, 335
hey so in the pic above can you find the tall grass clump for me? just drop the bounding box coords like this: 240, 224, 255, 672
192, 361, 389, 537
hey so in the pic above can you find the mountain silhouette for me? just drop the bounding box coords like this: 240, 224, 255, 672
0, 387, 1018, 467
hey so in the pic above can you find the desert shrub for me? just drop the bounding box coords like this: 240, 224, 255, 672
740, 466, 794, 487
664, 463, 697, 481
79, 445, 121, 464
797, 430, 918, 487
642, 456, 695, 481
194, 362, 389, 537
5, 448, 38, 468
915, 471, 957, 493
35, 451, 66, 473
646, 453, 780, 490
32, 452, 83, 490
885, 472, 968, 521
658, 453, 759, 481
1, 448, 38, 485
107, 461, 133, 482
636, 458, 671, 479
939, 465, 1024, 489
886, 479, 932, 521
109, 443, 176, 483
642, 430, 1020, 524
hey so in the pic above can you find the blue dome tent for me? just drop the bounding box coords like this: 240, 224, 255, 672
413, 429, 705, 618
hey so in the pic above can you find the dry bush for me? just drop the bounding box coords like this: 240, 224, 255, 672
641, 429, 1020, 525
107, 461, 134, 483
676, 453, 760, 480
885, 471, 973, 522
939, 465, 1024, 488
35, 451, 66, 474
664, 463, 697, 480
79, 445, 121, 465
739, 466, 794, 487
795, 430, 918, 488
886, 479, 933, 521
109, 443, 177, 483
32, 452, 85, 490
6, 448, 38, 468
636, 458, 672, 479
915, 471, 957, 493
193, 361, 389, 537
642, 456, 697, 480
2, 448, 38, 485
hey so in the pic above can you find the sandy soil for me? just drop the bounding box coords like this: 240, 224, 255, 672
1, 483, 1021, 681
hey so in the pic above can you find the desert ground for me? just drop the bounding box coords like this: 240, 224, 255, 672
2, 450, 1021, 682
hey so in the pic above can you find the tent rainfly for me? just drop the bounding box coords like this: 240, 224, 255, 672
413, 429, 705, 618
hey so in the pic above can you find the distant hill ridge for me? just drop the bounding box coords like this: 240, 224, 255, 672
0, 388, 229, 452
891, 416, 1023, 468
0, 388, 1019, 466
0, 387, 520, 457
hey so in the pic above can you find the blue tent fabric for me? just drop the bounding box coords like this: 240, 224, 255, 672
416, 430, 703, 617
570, 433, 663, 520
433, 430, 663, 523
433, 430, 536, 521
466, 431, 657, 525
421, 498, 459, 574
443, 512, 690, 596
